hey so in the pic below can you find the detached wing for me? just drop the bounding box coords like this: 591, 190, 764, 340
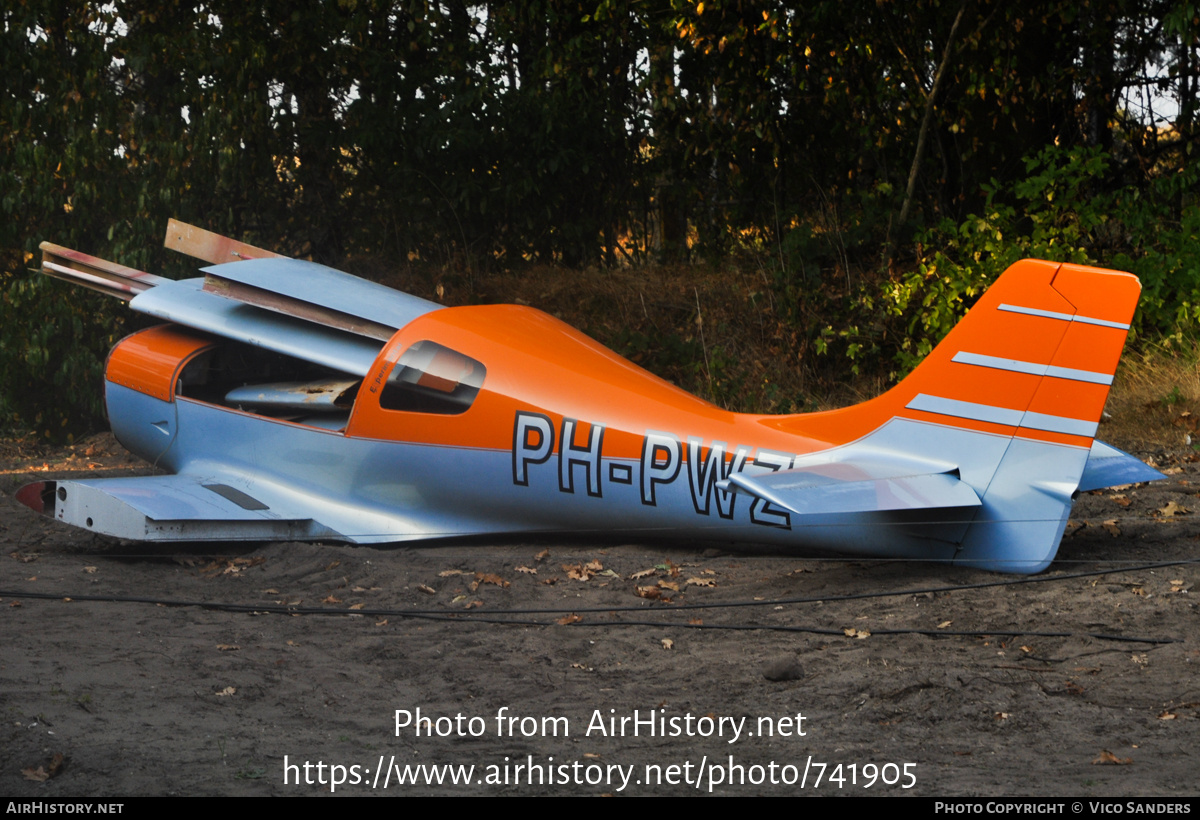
16, 475, 344, 542
719, 455, 981, 517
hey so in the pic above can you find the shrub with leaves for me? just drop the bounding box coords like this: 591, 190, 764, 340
882, 146, 1200, 374
0, 269, 124, 440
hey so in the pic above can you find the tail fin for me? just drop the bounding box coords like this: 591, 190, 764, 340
778, 259, 1146, 572
779, 260, 1140, 447
906, 259, 1142, 572
896, 259, 1139, 444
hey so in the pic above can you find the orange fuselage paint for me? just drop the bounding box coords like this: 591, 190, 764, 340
346, 303, 820, 459
347, 260, 1138, 458
105, 325, 216, 402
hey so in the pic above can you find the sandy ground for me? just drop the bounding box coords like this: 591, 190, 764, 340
1, 432, 1197, 796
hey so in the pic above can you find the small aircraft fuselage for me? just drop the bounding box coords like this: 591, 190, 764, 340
17, 222, 1163, 573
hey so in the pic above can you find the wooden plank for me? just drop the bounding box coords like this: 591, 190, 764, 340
162, 218, 284, 265
40, 242, 168, 301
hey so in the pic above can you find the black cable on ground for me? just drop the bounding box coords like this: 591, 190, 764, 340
0, 586, 1179, 644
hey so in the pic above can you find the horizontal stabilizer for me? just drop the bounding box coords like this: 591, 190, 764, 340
1077, 440, 1166, 492
16, 475, 343, 542
720, 460, 981, 517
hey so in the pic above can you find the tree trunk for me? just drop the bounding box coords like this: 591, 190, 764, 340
895, 3, 967, 236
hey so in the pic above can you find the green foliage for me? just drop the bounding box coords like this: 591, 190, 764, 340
609, 327, 705, 387
1106, 177, 1200, 339
885, 146, 1106, 370
880, 145, 1200, 374
0, 272, 124, 440
3, 1, 1199, 435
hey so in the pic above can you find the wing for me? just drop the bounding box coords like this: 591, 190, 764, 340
16, 474, 344, 542
128, 279, 383, 376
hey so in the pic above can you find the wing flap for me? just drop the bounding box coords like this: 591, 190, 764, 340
224, 378, 359, 414
200, 257, 442, 338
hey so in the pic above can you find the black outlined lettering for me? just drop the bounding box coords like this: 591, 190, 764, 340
513, 412, 555, 486
609, 464, 633, 484
640, 431, 682, 506
559, 418, 605, 497
686, 438, 751, 519
749, 449, 795, 528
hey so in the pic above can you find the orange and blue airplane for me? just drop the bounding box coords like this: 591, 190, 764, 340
16, 220, 1163, 573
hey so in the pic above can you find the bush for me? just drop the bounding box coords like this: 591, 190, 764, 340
0, 269, 124, 440
882, 145, 1200, 374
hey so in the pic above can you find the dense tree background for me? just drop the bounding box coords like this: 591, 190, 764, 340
2, 0, 1198, 433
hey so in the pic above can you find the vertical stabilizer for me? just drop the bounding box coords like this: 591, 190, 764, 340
947, 262, 1141, 571
872, 261, 1140, 572
775, 260, 1142, 571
